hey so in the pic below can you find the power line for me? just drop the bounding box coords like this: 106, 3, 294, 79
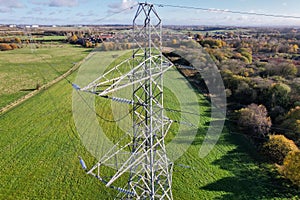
97, 3, 139, 23
154, 3, 300, 20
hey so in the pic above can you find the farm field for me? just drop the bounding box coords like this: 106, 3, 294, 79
0, 50, 298, 199
0, 44, 90, 109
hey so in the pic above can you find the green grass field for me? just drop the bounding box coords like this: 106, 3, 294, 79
0, 50, 298, 199
33, 36, 67, 41
0, 44, 90, 108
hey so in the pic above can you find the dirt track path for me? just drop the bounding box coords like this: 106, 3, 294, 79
0, 53, 93, 114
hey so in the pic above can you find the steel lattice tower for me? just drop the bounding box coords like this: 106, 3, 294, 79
76, 3, 173, 199
128, 3, 173, 199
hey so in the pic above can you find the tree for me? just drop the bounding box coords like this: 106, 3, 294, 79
10, 43, 18, 49
292, 44, 299, 53
281, 151, 300, 187
269, 83, 291, 109
278, 44, 290, 53
264, 62, 297, 78
237, 103, 272, 138
280, 106, 300, 145
280, 62, 297, 77
0, 43, 13, 51
14, 37, 21, 43
240, 51, 252, 64
84, 41, 93, 48
237, 48, 253, 64
172, 39, 177, 45
263, 134, 299, 164
234, 81, 256, 104
68, 35, 78, 44
200, 38, 223, 48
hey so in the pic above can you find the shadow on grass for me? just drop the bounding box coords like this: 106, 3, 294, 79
201, 133, 299, 199
19, 88, 36, 92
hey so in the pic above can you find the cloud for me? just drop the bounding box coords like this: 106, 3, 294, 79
76, 10, 95, 17
27, 7, 44, 15
23, 16, 63, 23
0, 0, 24, 12
49, 0, 78, 7
0, 7, 11, 13
49, 11, 57, 16
30, 0, 78, 7
32, 7, 44, 12
108, 0, 137, 12
30, 0, 47, 5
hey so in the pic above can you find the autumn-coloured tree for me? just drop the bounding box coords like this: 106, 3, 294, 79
263, 134, 299, 164
280, 106, 300, 145
281, 150, 300, 187
292, 44, 299, 53
264, 62, 297, 78
10, 43, 18, 49
200, 38, 223, 48
237, 48, 253, 64
68, 35, 78, 44
84, 41, 93, 48
237, 103, 272, 138
172, 39, 177, 45
269, 83, 291, 109
0, 43, 13, 51
14, 37, 21, 43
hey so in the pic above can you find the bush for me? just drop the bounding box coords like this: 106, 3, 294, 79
0, 43, 13, 51
10, 43, 19, 49
14, 37, 21, 43
281, 151, 300, 187
263, 134, 299, 164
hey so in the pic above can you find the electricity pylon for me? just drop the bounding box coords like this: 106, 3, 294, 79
75, 3, 174, 199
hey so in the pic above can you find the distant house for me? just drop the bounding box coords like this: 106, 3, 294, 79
9, 24, 16, 28
31, 24, 39, 28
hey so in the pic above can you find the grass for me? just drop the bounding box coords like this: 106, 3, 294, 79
0, 44, 90, 108
33, 36, 67, 41
0, 50, 299, 199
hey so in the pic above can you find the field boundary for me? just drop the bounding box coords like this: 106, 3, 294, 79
0, 52, 94, 114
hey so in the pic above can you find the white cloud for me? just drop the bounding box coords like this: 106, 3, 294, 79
32, 7, 44, 12
49, 0, 78, 7
30, 0, 78, 7
0, 0, 24, 12
0, 7, 11, 13
108, 0, 137, 12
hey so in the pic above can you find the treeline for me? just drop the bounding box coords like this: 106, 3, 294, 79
186, 32, 300, 187
68, 33, 144, 50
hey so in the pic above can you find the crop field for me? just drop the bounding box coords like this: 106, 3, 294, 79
0, 50, 298, 199
0, 44, 90, 109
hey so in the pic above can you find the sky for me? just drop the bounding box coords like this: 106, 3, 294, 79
1, 0, 300, 26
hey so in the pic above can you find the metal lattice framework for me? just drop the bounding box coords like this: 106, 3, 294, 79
76, 3, 174, 199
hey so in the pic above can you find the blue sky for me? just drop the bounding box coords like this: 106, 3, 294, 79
1, 0, 300, 26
